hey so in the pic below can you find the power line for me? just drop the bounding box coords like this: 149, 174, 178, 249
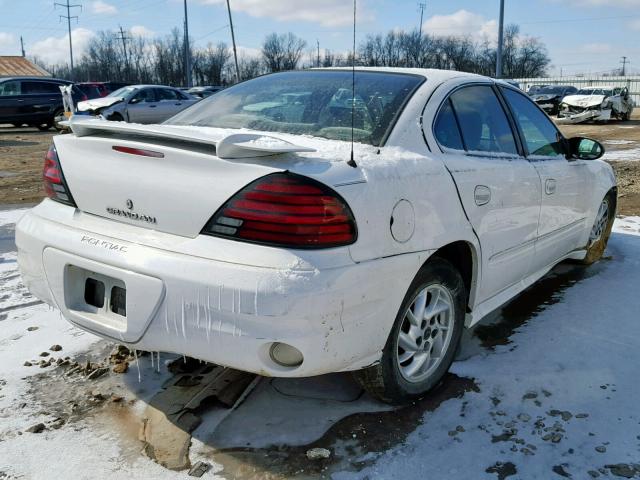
116, 26, 132, 80
620, 56, 630, 76
183, 0, 192, 87
54, 0, 82, 78
418, 3, 426, 36
496, 0, 505, 78
226, 0, 240, 82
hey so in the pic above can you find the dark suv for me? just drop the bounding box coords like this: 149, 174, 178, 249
0, 77, 85, 130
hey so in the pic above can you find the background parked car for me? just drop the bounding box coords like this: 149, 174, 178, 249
75, 83, 103, 100
529, 85, 578, 115
76, 84, 199, 124
0, 77, 86, 130
187, 85, 224, 98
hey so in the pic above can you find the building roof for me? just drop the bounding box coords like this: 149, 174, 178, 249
0, 56, 50, 77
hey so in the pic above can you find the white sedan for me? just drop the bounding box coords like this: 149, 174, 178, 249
16, 68, 616, 404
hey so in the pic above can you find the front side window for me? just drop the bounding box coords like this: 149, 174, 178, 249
166, 71, 424, 147
449, 85, 518, 155
131, 89, 156, 103
0, 81, 21, 96
157, 88, 179, 101
501, 88, 564, 157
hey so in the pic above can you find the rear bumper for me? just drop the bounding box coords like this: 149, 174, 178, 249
16, 201, 424, 377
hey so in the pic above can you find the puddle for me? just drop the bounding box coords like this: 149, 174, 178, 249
472, 261, 602, 349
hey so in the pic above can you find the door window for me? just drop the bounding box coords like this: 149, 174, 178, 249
433, 99, 464, 150
0, 81, 21, 96
501, 87, 564, 158
157, 89, 179, 101
131, 89, 156, 103
22, 81, 63, 94
449, 85, 518, 155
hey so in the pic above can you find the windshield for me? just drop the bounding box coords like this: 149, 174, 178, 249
166, 71, 424, 146
576, 88, 612, 96
537, 86, 565, 94
108, 86, 138, 98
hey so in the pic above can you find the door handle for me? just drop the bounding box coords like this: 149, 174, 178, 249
174, 102, 182, 105
545, 179, 557, 195
474, 185, 491, 206
149, 105, 157, 108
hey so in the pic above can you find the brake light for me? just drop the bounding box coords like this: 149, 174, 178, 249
202, 173, 357, 248
43, 144, 76, 207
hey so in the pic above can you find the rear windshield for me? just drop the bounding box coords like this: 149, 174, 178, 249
165, 71, 424, 146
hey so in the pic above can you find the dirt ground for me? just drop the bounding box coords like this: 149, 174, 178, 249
1, 113, 640, 213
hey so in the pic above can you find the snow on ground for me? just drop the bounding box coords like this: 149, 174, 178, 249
603, 147, 640, 161
1, 209, 640, 479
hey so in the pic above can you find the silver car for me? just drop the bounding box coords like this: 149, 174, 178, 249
76, 85, 199, 124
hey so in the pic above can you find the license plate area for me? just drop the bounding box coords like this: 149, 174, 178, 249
65, 265, 127, 330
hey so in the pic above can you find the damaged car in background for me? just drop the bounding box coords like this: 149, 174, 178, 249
529, 85, 577, 115
76, 84, 199, 124
557, 86, 635, 124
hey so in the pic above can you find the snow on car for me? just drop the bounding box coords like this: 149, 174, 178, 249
557, 85, 635, 124
15, 68, 617, 404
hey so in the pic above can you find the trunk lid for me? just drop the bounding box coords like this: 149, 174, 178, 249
54, 120, 365, 238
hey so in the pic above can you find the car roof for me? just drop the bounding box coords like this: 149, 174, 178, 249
315, 67, 483, 83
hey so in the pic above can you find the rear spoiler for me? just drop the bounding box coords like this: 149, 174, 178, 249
68, 118, 316, 159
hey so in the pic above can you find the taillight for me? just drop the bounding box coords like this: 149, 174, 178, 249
202, 173, 357, 249
43, 144, 76, 207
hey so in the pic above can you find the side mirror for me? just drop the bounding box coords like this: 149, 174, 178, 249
567, 136, 605, 161
129, 97, 140, 104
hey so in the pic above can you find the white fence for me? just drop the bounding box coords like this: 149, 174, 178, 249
511, 76, 640, 104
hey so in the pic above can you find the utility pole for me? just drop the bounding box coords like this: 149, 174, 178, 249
54, 0, 82, 79
418, 3, 426, 36
496, 0, 505, 78
620, 56, 629, 76
226, 0, 240, 82
317, 40, 320, 67
116, 26, 131, 81
20, 36, 25, 57
183, 0, 192, 87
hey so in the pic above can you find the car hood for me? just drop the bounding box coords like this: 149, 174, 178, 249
532, 94, 560, 102
562, 94, 606, 108
77, 96, 125, 112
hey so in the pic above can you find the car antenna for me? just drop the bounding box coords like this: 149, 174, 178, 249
346, 0, 358, 168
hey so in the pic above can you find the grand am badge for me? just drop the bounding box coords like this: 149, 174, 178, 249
106, 201, 157, 224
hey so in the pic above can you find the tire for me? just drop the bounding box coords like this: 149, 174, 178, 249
581, 193, 615, 265
52, 109, 65, 131
353, 258, 466, 405
107, 113, 124, 122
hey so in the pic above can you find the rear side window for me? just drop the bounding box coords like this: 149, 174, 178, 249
501, 88, 564, 157
434, 99, 463, 150
449, 85, 518, 155
22, 81, 62, 94
0, 81, 21, 96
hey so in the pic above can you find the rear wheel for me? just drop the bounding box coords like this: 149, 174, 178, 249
353, 258, 466, 404
582, 194, 615, 265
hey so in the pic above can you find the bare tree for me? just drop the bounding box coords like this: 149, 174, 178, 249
261, 32, 307, 72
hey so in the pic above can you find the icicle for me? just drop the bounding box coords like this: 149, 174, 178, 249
151, 351, 155, 369
133, 349, 141, 383
156, 352, 160, 373
196, 290, 201, 329
254, 278, 259, 316
206, 287, 211, 344
181, 296, 186, 339
183, 355, 187, 364
164, 300, 170, 334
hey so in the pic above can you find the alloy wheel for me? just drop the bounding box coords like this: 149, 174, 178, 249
589, 199, 609, 246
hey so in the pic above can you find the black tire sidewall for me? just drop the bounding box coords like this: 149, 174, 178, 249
378, 258, 466, 402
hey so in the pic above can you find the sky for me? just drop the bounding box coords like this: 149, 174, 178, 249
0, 0, 639, 77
